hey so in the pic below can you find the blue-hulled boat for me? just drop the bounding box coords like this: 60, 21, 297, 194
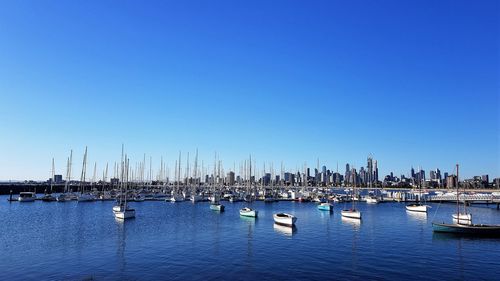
432, 222, 500, 236
432, 164, 500, 237
317, 202, 333, 212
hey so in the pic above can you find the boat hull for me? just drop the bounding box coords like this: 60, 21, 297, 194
406, 204, 428, 213
210, 204, 225, 212
317, 203, 333, 212
114, 209, 136, 219
432, 222, 500, 236
341, 210, 361, 219
239, 209, 258, 217
273, 213, 297, 226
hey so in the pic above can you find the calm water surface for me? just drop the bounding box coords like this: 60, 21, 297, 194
1, 196, 499, 280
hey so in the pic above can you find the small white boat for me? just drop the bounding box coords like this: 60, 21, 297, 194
273, 213, 297, 226
18, 192, 36, 202
113, 204, 135, 219
240, 207, 258, 217
406, 204, 429, 213
77, 193, 96, 202
365, 197, 379, 204
210, 203, 225, 212
341, 209, 362, 219
453, 213, 472, 225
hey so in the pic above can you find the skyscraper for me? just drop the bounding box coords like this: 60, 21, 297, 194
367, 156, 373, 185
345, 163, 350, 185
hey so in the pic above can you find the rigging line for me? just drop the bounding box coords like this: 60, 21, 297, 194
431, 201, 442, 223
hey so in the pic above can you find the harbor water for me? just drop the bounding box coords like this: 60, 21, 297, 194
1, 196, 499, 280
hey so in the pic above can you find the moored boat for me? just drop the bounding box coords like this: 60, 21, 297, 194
406, 204, 429, 213
432, 164, 499, 236
18, 192, 36, 202
239, 207, 258, 217
273, 213, 297, 226
114, 204, 136, 219
317, 202, 333, 212
210, 203, 225, 212
341, 209, 362, 219
432, 222, 500, 236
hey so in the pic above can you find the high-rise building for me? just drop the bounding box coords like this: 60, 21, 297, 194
345, 164, 350, 185
446, 175, 457, 188
482, 175, 489, 184
226, 171, 235, 186
367, 157, 373, 184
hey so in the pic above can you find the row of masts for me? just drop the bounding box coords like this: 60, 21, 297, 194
50, 149, 317, 188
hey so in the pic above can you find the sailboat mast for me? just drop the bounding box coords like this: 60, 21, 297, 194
80, 147, 88, 194
50, 158, 55, 193
456, 164, 460, 220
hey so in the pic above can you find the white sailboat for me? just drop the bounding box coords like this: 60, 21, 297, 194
57, 150, 73, 202
18, 192, 36, 202
41, 158, 57, 201
77, 147, 96, 202
406, 166, 429, 213
341, 168, 362, 220
114, 148, 135, 219
240, 155, 257, 217
170, 152, 185, 202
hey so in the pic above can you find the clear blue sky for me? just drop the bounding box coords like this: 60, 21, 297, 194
0, 0, 498, 180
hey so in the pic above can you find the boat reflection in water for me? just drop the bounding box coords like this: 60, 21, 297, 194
341, 216, 361, 230
273, 223, 297, 236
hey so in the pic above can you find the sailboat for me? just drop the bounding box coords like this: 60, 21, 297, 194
114, 148, 135, 219
77, 147, 96, 202
365, 176, 378, 204
240, 156, 257, 217
432, 164, 500, 236
406, 167, 429, 213
210, 152, 224, 212
170, 152, 185, 202
190, 149, 203, 203
41, 158, 57, 202
341, 168, 361, 219
57, 150, 73, 202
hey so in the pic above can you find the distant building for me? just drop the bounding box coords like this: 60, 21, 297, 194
53, 175, 63, 184
110, 178, 119, 185
482, 175, 489, 184
226, 171, 235, 186
446, 175, 457, 189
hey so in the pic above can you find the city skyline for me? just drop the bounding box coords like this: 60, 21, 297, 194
1, 147, 496, 182
1, 1, 498, 180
